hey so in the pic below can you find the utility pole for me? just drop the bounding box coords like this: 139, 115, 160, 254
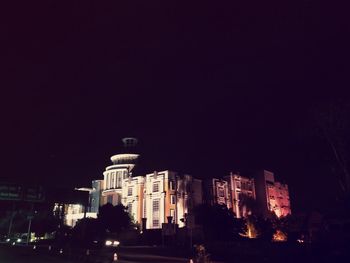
7, 201, 15, 238
26, 203, 34, 245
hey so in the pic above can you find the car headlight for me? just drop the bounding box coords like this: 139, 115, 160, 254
113, 241, 120, 246
105, 240, 113, 246
6, 238, 10, 242
17, 238, 22, 243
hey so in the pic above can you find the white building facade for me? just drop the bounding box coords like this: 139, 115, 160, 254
97, 138, 203, 229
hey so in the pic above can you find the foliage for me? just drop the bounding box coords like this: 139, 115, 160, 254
98, 203, 131, 234
313, 100, 350, 198
194, 204, 242, 241
240, 216, 259, 238
31, 211, 60, 236
239, 193, 259, 216
71, 217, 103, 244
273, 229, 287, 242
194, 244, 211, 263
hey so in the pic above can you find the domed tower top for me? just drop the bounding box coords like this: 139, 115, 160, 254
108, 137, 139, 173
122, 137, 138, 148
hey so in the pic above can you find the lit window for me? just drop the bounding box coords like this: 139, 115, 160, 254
153, 182, 159, 192
171, 195, 176, 205
127, 203, 132, 214
170, 209, 175, 221
128, 187, 133, 196
218, 187, 225, 197
169, 180, 175, 190
153, 199, 160, 212
107, 195, 113, 204
111, 172, 115, 188
153, 219, 159, 227
143, 199, 146, 218
152, 199, 160, 227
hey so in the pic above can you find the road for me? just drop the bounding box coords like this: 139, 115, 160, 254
0, 244, 196, 263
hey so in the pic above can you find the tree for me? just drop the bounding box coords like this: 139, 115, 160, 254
239, 193, 258, 217
98, 203, 131, 234
31, 211, 60, 237
71, 217, 104, 247
313, 100, 350, 198
194, 204, 241, 241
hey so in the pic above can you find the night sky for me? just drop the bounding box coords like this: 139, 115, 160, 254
1, 1, 349, 213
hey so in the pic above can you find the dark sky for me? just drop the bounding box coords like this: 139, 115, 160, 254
1, 1, 349, 213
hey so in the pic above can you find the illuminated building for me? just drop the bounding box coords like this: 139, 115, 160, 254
204, 178, 231, 208
97, 138, 203, 229
63, 138, 291, 228
143, 171, 202, 229
255, 170, 291, 218
224, 172, 255, 218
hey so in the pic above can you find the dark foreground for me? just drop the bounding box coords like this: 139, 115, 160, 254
0, 244, 194, 263
1, 241, 350, 263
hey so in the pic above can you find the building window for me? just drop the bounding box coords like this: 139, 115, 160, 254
128, 187, 133, 196
106, 173, 109, 189
171, 195, 176, 205
111, 172, 115, 188
218, 187, 225, 197
143, 199, 146, 218
153, 199, 160, 227
153, 219, 159, 228
107, 195, 113, 204
153, 182, 159, 192
117, 174, 122, 188
169, 180, 175, 190
170, 209, 175, 222
128, 202, 132, 215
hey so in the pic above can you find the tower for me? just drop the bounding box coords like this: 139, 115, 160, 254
101, 137, 140, 205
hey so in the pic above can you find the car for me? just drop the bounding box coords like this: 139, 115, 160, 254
4, 237, 26, 245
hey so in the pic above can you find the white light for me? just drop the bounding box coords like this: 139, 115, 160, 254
6, 238, 10, 242
113, 241, 120, 246
17, 238, 22, 242
105, 240, 112, 246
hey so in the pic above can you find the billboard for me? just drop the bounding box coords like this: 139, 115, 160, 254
0, 183, 45, 202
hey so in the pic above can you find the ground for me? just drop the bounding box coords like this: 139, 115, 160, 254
0, 244, 198, 263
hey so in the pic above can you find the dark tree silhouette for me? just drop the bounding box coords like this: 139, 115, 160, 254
71, 217, 104, 246
238, 193, 258, 217
194, 204, 242, 241
31, 211, 60, 236
98, 203, 131, 234
313, 100, 350, 198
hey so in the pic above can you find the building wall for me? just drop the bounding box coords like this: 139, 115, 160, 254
225, 173, 255, 218
267, 182, 291, 217
255, 170, 291, 218
144, 171, 167, 229
121, 176, 144, 224
204, 178, 231, 209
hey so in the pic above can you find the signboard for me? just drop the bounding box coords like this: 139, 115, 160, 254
24, 186, 45, 202
0, 184, 45, 202
0, 184, 22, 201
